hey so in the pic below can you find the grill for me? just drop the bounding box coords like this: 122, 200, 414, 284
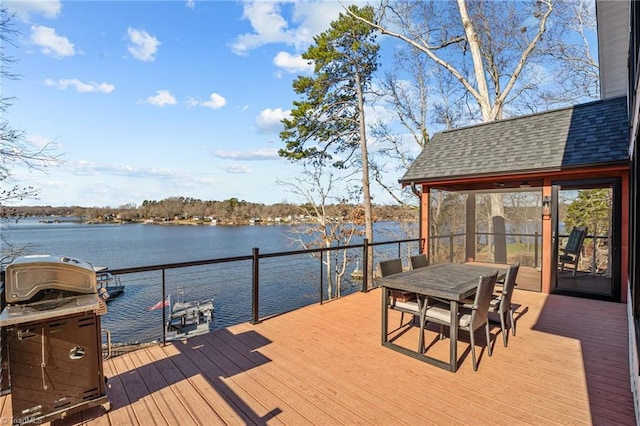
0, 255, 110, 423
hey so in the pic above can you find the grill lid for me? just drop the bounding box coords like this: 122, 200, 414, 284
5, 255, 97, 303
0, 294, 101, 326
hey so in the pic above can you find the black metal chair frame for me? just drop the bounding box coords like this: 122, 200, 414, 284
559, 226, 587, 276
379, 259, 420, 328
488, 262, 520, 347
422, 271, 499, 371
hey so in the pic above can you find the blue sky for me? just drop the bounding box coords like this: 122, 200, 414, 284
4, 0, 400, 208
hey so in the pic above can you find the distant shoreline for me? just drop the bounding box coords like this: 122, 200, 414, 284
34, 217, 319, 226
24, 215, 412, 226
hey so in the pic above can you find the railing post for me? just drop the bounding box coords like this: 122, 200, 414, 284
534, 232, 539, 268
320, 248, 324, 304
591, 235, 597, 274
449, 234, 454, 262
362, 239, 369, 292
0, 273, 8, 395
161, 269, 166, 346
251, 247, 260, 324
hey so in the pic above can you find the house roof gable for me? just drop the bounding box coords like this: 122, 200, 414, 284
400, 96, 629, 185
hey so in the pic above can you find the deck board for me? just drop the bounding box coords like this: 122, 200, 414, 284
207, 330, 350, 425
154, 342, 253, 425
126, 348, 199, 425
0, 288, 634, 425
142, 345, 225, 425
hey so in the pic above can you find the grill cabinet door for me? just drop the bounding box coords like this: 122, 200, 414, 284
8, 312, 106, 422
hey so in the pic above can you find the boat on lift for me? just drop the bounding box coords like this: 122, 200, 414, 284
94, 267, 125, 302
165, 293, 214, 341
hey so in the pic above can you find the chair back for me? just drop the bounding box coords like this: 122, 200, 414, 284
410, 254, 428, 269
379, 258, 403, 277
499, 262, 520, 314
469, 271, 499, 331
564, 226, 587, 255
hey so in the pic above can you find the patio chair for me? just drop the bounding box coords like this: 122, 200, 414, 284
410, 253, 428, 269
488, 262, 520, 347
559, 226, 587, 276
422, 270, 499, 371
380, 259, 419, 327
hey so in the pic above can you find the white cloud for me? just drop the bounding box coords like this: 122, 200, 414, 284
186, 0, 195, 9
255, 108, 290, 133
189, 93, 227, 109
127, 28, 160, 62
224, 164, 254, 174
5, 0, 62, 21
290, 1, 350, 39
144, 90, 177, 107
273, 51, 313, 74
230, 1, 345, 55
72, 161, 185, 179
213, 148, 279, 161
44, 78, 115, 93
231, 2, 289, 54
30, 25, 75, 58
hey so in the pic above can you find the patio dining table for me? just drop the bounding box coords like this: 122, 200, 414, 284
377, 262, 505, 372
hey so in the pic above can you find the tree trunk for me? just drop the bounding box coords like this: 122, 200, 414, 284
355, 72, 375, 288
456, 0, 492, 119
491, 193, 507, 263
324, 248, 333, 299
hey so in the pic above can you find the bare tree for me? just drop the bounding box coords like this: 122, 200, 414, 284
349, 1, 554, 120
542, 0, 599, 105
368, 43, 472, 220
350, 0, 600, 132
1, 7, 63, 264
347, 0, 598, 261
280, 5, 379, 287
278, 163, 362, 300
368, 44, 431, 205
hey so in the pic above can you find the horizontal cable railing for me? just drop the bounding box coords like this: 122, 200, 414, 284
102, 237, 424, 347
429, 231, 541, 267
430, 231, 609, 274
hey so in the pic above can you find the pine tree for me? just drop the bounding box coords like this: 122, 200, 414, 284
279, 5, 379, 287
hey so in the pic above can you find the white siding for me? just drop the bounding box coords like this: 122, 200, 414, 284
597, 0, 630, 99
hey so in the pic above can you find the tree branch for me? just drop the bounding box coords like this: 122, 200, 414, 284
492, 0, 553, 120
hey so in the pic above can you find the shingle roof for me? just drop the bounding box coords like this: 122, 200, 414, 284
400, 96, 629, 184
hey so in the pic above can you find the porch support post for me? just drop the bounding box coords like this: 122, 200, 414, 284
466, 193, 476, 261
421, 185, 430, 256
621, 173, 630, 302
541, 180, 553, 293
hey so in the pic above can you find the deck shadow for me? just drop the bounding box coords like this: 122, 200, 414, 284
56, 329, 281, 425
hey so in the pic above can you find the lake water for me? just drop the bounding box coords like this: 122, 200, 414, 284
4, 218, 297, 268
2, 218, 414, 344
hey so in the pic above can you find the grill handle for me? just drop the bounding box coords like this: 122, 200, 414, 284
102, 329, 111, 360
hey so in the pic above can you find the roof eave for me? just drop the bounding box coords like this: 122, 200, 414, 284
399, 160, 630, 187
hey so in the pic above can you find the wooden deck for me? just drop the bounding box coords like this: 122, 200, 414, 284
1, 288, 636, 425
